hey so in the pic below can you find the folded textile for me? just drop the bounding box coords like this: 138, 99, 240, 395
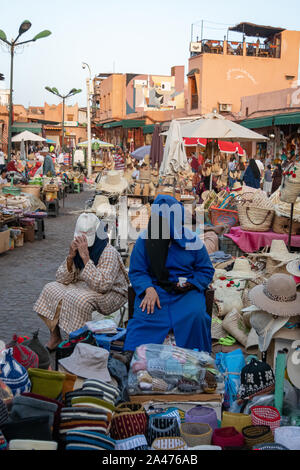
1, 415, 52, 442
65, 430, 115, 451
9, 395, 58, 429
210, 251, 232, 263
85, 320, 118, 334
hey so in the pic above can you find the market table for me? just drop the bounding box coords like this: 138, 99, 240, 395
225, 226, 300, 253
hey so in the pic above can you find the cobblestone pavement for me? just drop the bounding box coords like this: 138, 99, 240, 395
0, 190, 93, 346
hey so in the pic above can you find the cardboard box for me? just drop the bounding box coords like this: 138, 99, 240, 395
265, 325, 300, 369
0, 230, 10, 254
130, 393, 223, 420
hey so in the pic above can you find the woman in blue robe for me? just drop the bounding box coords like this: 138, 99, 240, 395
124, 195, 215, 353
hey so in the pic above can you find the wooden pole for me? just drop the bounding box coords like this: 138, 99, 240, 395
288, 203, 294, 252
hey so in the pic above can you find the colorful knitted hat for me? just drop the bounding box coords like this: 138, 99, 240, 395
185, 406, 218, 431
0, 348, 31, 396
22, 330, 50, 370
1, 415, 52, 442
212, 427, 245, 449
65, 430, 116, 451
28, 368, 65, 400
238, 358, 275, 401
0, 379, 13, 406
0, 431, 7, 451
6, 334, 39, 370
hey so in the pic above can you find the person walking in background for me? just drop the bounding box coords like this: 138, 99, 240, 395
263, 164, 273, 196
271, 163, 283, 194
114, 149, 125, 171
243, 158, 261, 189
228, 156, 237, 188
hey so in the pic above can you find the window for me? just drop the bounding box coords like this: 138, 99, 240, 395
246, 107, 249, 117
67, 114, 74, 121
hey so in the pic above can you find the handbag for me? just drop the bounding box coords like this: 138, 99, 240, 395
148, 417, 180, 446
110, 403, 147, 440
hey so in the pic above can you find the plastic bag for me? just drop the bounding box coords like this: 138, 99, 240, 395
128, 344, 224, 395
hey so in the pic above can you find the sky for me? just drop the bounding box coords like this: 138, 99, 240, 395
1, 0, 300, 108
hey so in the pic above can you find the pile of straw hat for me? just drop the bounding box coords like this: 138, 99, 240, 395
96, 170, 128, 195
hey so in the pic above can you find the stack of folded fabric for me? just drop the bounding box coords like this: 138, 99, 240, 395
85, 320, 118, 335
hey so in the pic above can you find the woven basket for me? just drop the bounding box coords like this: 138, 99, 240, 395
180, 422, 212, 447
238, 205, 274, 232
151, 437, 188, 450
221, 412, 252, 433
280, 163, 300, 204
222, 309, 249, 347
251, 406, 280, 434
242, 425, 274, 449
209, 206, 239, 228
272, 213, 300, 235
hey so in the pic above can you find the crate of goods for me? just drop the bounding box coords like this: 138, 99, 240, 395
0, 229, 10, 254
23, 225, 35, 243
219, 235, 242, 257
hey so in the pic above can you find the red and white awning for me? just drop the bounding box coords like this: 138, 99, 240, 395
183, 137, 245, 156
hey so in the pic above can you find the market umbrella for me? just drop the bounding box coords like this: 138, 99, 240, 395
78, 139, 114, 149
131, 145, 151, 161
150, 123, 164, 168
181, 112, 268, 189
159, 119, 188, 176
11, 130, 46, 143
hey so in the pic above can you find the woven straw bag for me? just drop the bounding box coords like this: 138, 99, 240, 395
237, 192, 274, 232
151, 437, 188, 450
221, 412, 252, 433
242, 425, 274, 449
222, 309, 249, 347
272, 213, 300, 235
251, 406, 280, 434
180, 422, 212, 447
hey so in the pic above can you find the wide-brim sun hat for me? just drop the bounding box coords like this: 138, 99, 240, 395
58, 343, 111, 382
249, 311, 289, 352
224, 257, 259, 280
249, 273, 300, 317
286, 258, 300, 278
262, 239, 299, 263
96, 170, 128, 194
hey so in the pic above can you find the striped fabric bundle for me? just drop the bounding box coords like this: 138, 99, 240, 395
65, 430, 115, 451
59, 407, 112, 437
82, 379, 120, 405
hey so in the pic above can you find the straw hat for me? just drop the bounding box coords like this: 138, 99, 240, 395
96, 170, 128, 194
286, 258, 300, 278
249, 273, 300, 317
231, 182, 243, 192
92, 196, 115, 219
224, 258, 257, 280
249, 311, 289, 352
264, 240, 299, 263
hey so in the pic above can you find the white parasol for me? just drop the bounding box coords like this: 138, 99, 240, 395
160, 119, 189, 176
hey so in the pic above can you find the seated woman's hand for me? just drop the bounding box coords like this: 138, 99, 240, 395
175, 281, 194, 293
140, 287, 161, 315
75, 235, 90, 264
69, 239, 78, 259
